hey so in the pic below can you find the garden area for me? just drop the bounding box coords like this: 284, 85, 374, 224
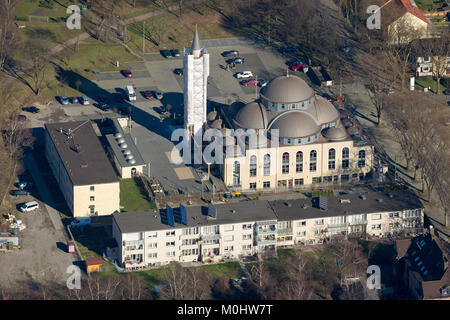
120, 178, 156, 212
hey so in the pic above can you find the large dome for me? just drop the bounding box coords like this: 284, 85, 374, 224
260, 75, 314, 104
233, 102, 267, 129
269, 111, 320, 138
306, 96, 340, 125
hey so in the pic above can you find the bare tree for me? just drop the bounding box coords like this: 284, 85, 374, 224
0, 0, 18, 71
24, 40, 49, 95
160, 262, 189, 299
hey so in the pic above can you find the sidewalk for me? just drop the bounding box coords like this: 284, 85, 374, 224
24, 153, 65, 232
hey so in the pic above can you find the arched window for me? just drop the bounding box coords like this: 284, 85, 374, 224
310, 150, 317, 172
233, 161, 240, 186
328, 148, 336, 170
263, 154, 271, 176
249, 155, 257, 177
296, 151, 303, 173
358, 150, 366, 168
282, 152, 289, 174
342, 147, 349, 169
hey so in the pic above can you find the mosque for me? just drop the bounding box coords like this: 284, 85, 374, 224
183, 29, 373, 191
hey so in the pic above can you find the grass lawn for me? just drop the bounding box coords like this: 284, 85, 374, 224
120, 178, 156, 212
415, 76, 446, 94
71, 225, 110, 260
200, 262, 244, 279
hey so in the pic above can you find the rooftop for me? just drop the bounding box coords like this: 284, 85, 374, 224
45, 121, 118, 186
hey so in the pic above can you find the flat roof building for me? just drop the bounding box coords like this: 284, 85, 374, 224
111, 188, 424, 271
45, 121, 120, 217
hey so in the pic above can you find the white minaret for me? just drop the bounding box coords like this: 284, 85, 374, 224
183, 26, 209, 138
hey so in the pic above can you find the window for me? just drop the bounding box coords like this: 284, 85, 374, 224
372, 224, 381, 230
148, 243, 157, 249
224, 246, 234, 252
282, 152, 289, 174
166, 241, 175, 247
147, 232, 157, 238
264, 154, 271, 176
148, 253, 157, 258
242, 224, 252, 230
310, 150, 317, 172
166, 251, 176, 257
323, 176, 332, 183
182, 238, 198, 246
342, 147, 349, 169
242, 234, 252, 240
263, 181, 270, 189
90, 186, 95, 191
182, 227, 199, 235
297, 231, 306, 237
341, 174, 349, 182
294, 178, 304, 186
181, 248, 199, 256
358, 150, 366, 168
315, 229, 325, 235
223, 235, 234, 242
297, 221, 306, 227
89, 206, 95, 215
315, 219, 324, 225
223, 225, 234, 232
296, 151, 303, 172
328, 148, 336, 170
371, 214, 381, 220
202, 225, 219, 234
233, 161, 240, 186
249, 155, 257, 177
242, 244, 251, 250
166, 231, 175, 236
249, 182, 256, 189
312, 177, 322, 184
90, 196, 95, 202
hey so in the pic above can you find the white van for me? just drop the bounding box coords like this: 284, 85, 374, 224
126, 85, 136, 101
19, 201, 39, 212
71, 217, 91, 228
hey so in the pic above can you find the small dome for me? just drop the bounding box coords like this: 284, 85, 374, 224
270, 112, 320, 138
126, 154, 134, 160
128, 159, 136, 165
123, 149, 131, 155
116, 137, 125, 144
306, 96, 340, 125
120, 143, 128, 149
114, 133, 123, 139
207, 110, 217, 121
210, 118, 222, 129
260, 75, 314, 104
233, 102, 267, 129
322, 126, 348, 141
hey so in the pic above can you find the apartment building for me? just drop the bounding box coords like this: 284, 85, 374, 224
45, 121, 120, 217
112, 188, 423, 271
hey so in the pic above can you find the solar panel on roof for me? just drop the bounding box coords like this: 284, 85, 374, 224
180, 204, 188, 225
207, 204, 217, 218
167, 205, 175, 227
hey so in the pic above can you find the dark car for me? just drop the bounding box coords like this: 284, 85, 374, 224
18, 114, 27, 121
119, 107, 132, 116
174, 68, 183, 75
171, 49, 180, 57
60, 95, 69, 105
142, 90, 154, 99
443, 89, 450, 95
22, 106, 40, 113
70, 97, 79, 104
11, 189, 31, 196
227, 57, 245, 64
161, 50, 173, 58
121, 69, 133, 78
98, 102, 109, 111
222, 50, 239, 57
241, 79, 260, 86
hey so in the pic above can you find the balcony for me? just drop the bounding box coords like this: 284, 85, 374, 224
349, 220, 367, 226
256, 227, 277, 235
277, 228, 293, 235
328, 223, 348, 228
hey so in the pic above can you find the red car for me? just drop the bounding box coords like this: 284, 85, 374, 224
289, 61, 306, 71
142, 90, 153, 99
122, 70, 133, 78
241, 79, 260, 86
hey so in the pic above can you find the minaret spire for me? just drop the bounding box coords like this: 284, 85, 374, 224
192, 25, 201, 58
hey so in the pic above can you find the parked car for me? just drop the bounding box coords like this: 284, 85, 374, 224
235, 71, 253, 79
142, 90, 154, 99
80, 96, 90, 105
228, 57, 245, 64
22, 106, 40, 113
173, 68, 183, 75
71, 217, 91, 228
154, 90, 163, 100
19, 201, 39, 212
288, 60, 306, 71
443, 89, 450, 95
161, 50, 172, 58
60, 95, 69, 105
171, 49, 180, 57
121, 69, 133, 78
18, 114, 27, 121
119, 107, 132, 116
258, 79, 268, 87
18, 181, 32, 190
98, 102, 109, 111
241, 79, 260, 86
11, 190, 31, 196
222, 50, 239, 57
70, 97, 79, 104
